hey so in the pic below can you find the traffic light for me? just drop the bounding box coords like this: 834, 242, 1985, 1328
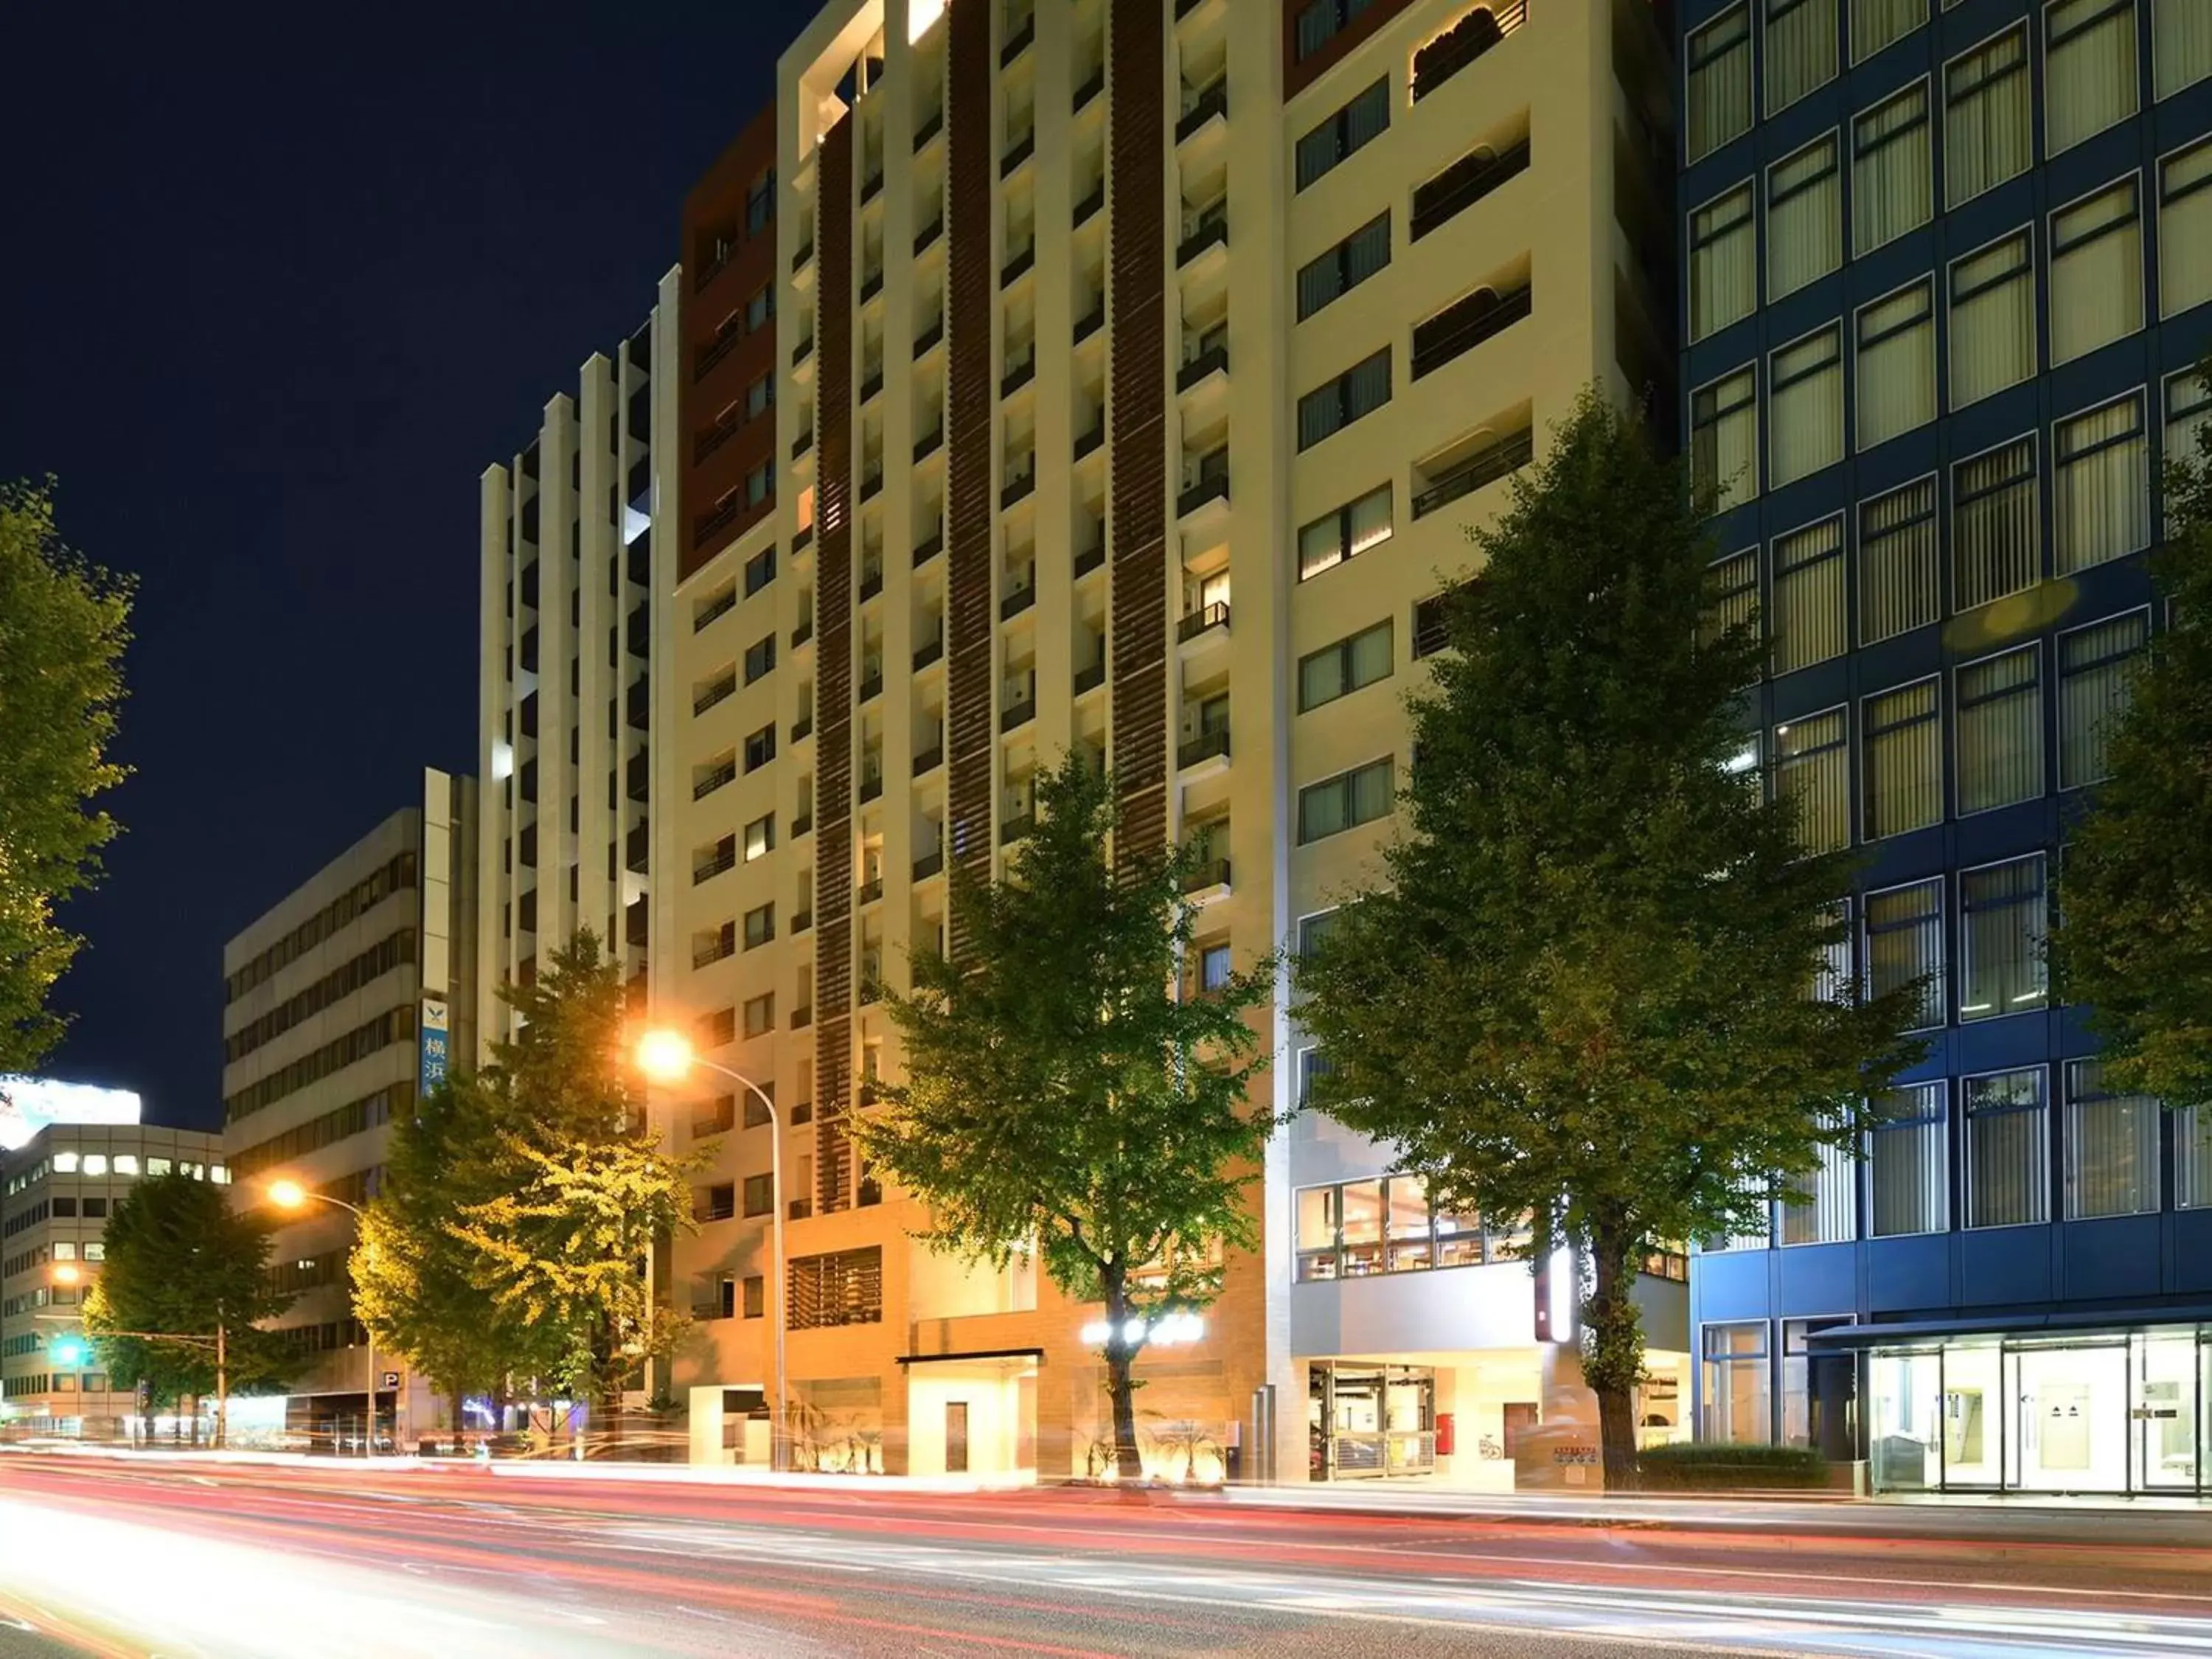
48, 1335, 87, 1368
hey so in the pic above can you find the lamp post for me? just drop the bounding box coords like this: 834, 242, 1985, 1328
266, 1180, 383, 1458
635, 1029, 787, 1471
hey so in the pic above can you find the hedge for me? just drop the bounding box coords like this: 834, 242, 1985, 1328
1636, 1441, 1830, 1489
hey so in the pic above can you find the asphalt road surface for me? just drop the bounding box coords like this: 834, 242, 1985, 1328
4, 1454, 2211, 1658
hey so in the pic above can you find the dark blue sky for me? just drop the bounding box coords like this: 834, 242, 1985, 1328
1, 1, 811, 1130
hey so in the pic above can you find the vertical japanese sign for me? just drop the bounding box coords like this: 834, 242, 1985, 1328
420, 998, 451, 1095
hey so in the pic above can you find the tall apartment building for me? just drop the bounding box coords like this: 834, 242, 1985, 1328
478, 296, 681, 1044
1678, 0, 2212, 1492
222, 770, 476, 1448
650, 0, 1685, 1484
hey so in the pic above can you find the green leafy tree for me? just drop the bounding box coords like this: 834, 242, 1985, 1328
858, 753, 1277, 1479
2050, 366, 2212, 1112
0, 481, 132, 1072
83, 1172, 295, 1416
1293, 392, 1922, 1487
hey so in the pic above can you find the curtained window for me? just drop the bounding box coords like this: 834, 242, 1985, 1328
1944, 25, 2031, 206
1966, 1068, 2049, 1228
1767, 0, 1840, 114
1773, 709, 1851, 852
1297, 349, 1391, 450
1859, 476, 1939, 643
2155, 0, 2212, 99
1693, 366, 1761, 509
2057, 608, 2149, 787
2178, 1105, 2212, 1209
1851, 0, 1925, 62
1771, 517, 1847, 672
1863, 679, 1943, 838
1770, 325, 1845, 487
1701, 1324, 1773, 1442
1768, 134, 1843, 299
1298, 757, 1393, 843
1852, 82, 1933, 254
2045, 0, 2139, 156
1705, 547, 1761, 646
2051, 178, 2144, 365
1952, 436, 2040, 612
1690, 184, 1759, 342
2166, 371, 2212, 530
1855, 279, 1936, 450
1960, 855, 2046, 1020
1298, 484, 1394, 580
2065, 1059, 2160, 1220
1781, 1131, 1858, 1244
1688, 4, 1754, 163
1948, 230, 2037, 407
1297, 214, 1391, 321
2053, 392, 2151, 574
1956, 643, 2045, 814
1870, 1083, 1948, 1236
1295, 78, 1388, 191
2158, 137, 2212, 318
1866, 879, 1944, 1027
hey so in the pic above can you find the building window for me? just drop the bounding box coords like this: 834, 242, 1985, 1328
1298, 620, 1394, 712
742, 1275, 765, 1318
1947, 229, 2037, 408
1964, 1067, 2049, 1228
2054, 392, 2151, 574
1851, 0, 1925, 62
1855, 279, 1936, 451
1770, 517, 1846, 672
1865, 878, 1944, 1028
2166, 370, 2212, 527
742, 1173, 775, 1217
743, 902, 776, 950
1692, 366, 1761, 509
1298, 484, 1393, 580
1705, 547, 1760, 646
742, 813, 775, 860
2158, 137, 2212, 317
1295, 1175, 1486, 1281
1688, 4, 1754, 163
1690, 184, 1758, 343
744, 723, 777, 772
1852, 82, 1933, 255
2057, 608, 2149, 787
1295, 77, 1388, 190
742, 993, 775, 1038
1960, 854, 2047, 1020
2051, 178, 2144, 365
1773, 709, 1850, 853
1952, 436, 2040, 612
1767, 0, 1839, 113
1870, 1082, 1948, 1236
1296, 213, 1391, 322
744, 462, 774, 507
744, 633, 776, 684
744, 544, 777, 597
1294, 0, 1377, 62
1859, 477, 1938, 644
1701, 1322, 1773, 1444
1770, 325, 1844, 489
787, 1246, 883, 1329
745, 167, 776, 234
2045, 0, 2140, 155
1296, 349, 1391, 451
743, 1088, 773, 1129
1945, 25, 2031, 206
1768, 133, 1843, 301
1955, 643, 2044, 813
1199, 943, 1234, 992
1863, 680, 1943, 838
1298, 757, 1393, 844
2155, 0, 2212, 99
2065, 1058, 2160, 1220
1781, 1133, 1857, 1244
2180, 1104, 2212, 1209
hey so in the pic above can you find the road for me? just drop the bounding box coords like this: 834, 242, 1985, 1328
4, 1455, 2212, 1658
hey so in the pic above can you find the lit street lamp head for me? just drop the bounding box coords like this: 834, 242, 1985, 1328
635, 1029, 695, 1085
266, 1178, 308, 1210
50, 1262, 83, 1286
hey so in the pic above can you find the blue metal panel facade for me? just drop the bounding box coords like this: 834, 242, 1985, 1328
1677, 0, 2212, 1490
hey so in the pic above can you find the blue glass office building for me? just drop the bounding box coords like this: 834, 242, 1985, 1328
1677, 0, 2212, 1492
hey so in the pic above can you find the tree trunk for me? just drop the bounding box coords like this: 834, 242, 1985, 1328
1099, 1271, 1144, 1480
1582, 1225, 1645, 1493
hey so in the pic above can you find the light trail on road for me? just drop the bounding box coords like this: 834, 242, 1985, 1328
3, 1455, 2210, 1658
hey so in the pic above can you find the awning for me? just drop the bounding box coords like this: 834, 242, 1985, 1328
894, 1346, 1045, 1366
1808, 1306, 2212, 1349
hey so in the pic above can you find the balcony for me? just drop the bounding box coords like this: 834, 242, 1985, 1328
1175, 80, 1227, 145
695, 585, 737, 634
793, 334, 814, 366
1181, 857, 1231, 897
914, 846, 945, 881
860, 764, 884, 801
858, 1177, 884, 1207
1178, 725, 1231, 769
792, 616, 814, 648
914, 741, 945, 774
792, 239, 813, 273
693, 927, 735, 970
694, 674, 737, 717
792, 810, 813, 837
1074, 543, 1106, 578
1073, 178, 1105, 228
1074, 420, 1105, 460
1001, 352, 1036, 397
859, 669, 884, 703
999, 14, 1034, 65
1178, 466, 1229, 519
914, 108, 943, 150
858, 876, 884, 905
1411, 136, 1531, 242
860, 366, 883, 403
914, 316, 945, 356
914, 633, 945, 670
792, 1003, 813, 1029
788, 1197, 815, 1222
694, 327, 742, 382
1073, 63, 1105, 112
626, 748, 650, 801
1001, 693, 1037, 731
626, 819, 650, 874
1410, 284, 1532, 380
1411, 428, 1534, 520
792, 427, 812, 459
794, 524, 815, 553
1001, 243, 1035, 288
1074, 660, 1107, 695
914, 215, 943, 256
914, 425, 944, 462
913, 528, 945, 566
1073, 296, 1106, 341
627, 675, 651, 731
859, 566, 884, 602
1001, 467, 1036, 509
1001, 582, 1036, 620
1001, 131, 1036, 178
693, 759, 737, 801
1177, 344, 1228, 393
792, 713, 813, 742
859, 268, 885, 305
694, 417, 742, 464
860, 167, 884, 204
1177, 600, 1229, 644
792, 908, 813, 933
1176, 212, 1228, 269
861, 465, 884, 502
694, 846, 736, 885
1411, 0, 1524, 102
1000, 811, 1036, 844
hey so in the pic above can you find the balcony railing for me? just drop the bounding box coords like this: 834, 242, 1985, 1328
1177, 344, 1228, 392
1074, 421, 1105, 459
792, 334, 814, 366
1001, 468, 1036, 509
1181, 857, 1232, 894
1178, 467, 1229, 518
792, 616, 813, 647
1411, 428, 1534, 520
914, 633, 945, 669
792, 811, 813, 837
1074, 660, 1107, 695
791, 1003, 813, 1029
1177, 600, 1230, 643
914, 108, 943, 150
1000, 811, 1036, 844
693, 760, 737, 801
1073, 63, 1105, 111
791, 238, 813, 273
1177, 214, 1228, 268
792, 908, 813, 933
860, 167, 884, 204
1410, 284, 1531, 380
859, 268, 885, 305
860, 366, 883, 403
1001, 582, 1036, 619
1000, 14, 1034, 64
914, 426, 944, 462
694, 847, 737, 885
1074, 543, 1106, 577
794, 524, 815, 552
693, 934, 736, 970
860, 466, 884, 501
693, 675, 738, 716
695, 327, 742, 382
1175, 81, 1228, 144
694, 418, 742, 464
788, 1197, 815, 1222
914, 316, 945, 355
1001, 244, 1035, 288
914, 742, 945, 773
1001, 353, 1036, 396
1001, 695, 1037, 731
1410, 136, 1531, 242
1073, 178, 1106, 227
858, 876, 884, 904
858, 566, 884, 602
913, 529, 945, 566
1001, 131, 1036, 178
694, 588, 737, 633
792, 428, 812, 459
1178, 726, 1231, 768
859, 769, 883, 802
914, 215, 943, 255
859, 672, 884, 703
1074, 297, 1106, 340
1411, 0, 1525, 102
792, 713, 813, 742
914, 847, 945, 880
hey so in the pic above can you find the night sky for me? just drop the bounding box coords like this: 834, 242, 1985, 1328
1, 1, 813, 1130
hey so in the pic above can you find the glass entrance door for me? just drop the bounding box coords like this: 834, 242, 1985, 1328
1311, 1364, 1436, 1478
2006, 1340, 2127, 1492
2135, 1334, 2199, 1492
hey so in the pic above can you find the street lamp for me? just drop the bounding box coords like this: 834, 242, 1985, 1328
635, 1029, 787, 1471
266, 1180, 384, 1458
49, 1261, 82, 1287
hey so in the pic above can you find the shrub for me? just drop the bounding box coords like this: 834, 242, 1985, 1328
1637, 1441, 1830, 1490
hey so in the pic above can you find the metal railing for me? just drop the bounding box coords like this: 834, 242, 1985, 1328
1178, 726, 1231, 768
1411, 428, 1534, 519
1410, 284, 1531, 380
1410, 136, 1531, 242
1177, 600, 1230, 643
